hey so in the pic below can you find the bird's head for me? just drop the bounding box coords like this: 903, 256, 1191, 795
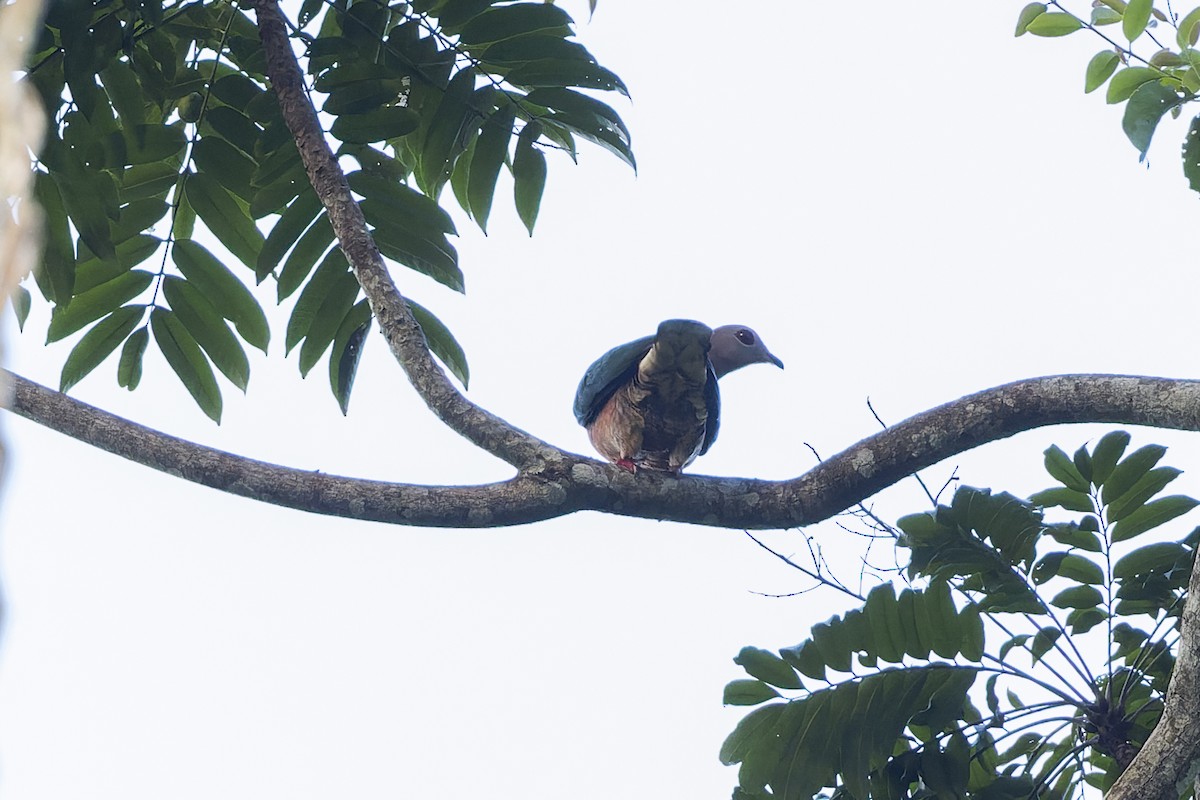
708, 325, 785, 378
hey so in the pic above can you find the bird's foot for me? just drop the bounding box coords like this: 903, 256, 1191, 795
615, 458, 638, 473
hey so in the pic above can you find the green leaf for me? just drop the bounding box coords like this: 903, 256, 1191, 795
328, 299, 373, 415
1030, 627, 1061, 663
1016, 3, 1049, 35
1067, 607, 1107, 634
258, 190, 324, 281
1093, 6, 1123, 24
734, 646, 803, 690
286, 248, 350, 354
162, 277, 251, 391
172, 240, 270, 353
1102, 444, 1167, 505
1113, 541, 1191, 578
779, 640, 826, 681
192, 137, 258, 202
1026, 12, 1083, 36
1106, 67, 1163, 103
1086, 50, 1121, 93
348, 171, 458, 234
1179, 7, 1200, 47
276, 213, 336, 300
1185, 115, 1200, 193
513, 122, 546, 235
1108, 466, 1182, 522
407, 299, 470, 387
1091, 431, 1131, 485
459, 3, 573, 45
1047, 522, 1103, 552
1124, 0, 1152, 40
59, 305, 145, 392
467, 105, 516, 232
1057, 554, 1106, 584
369, 214, 464, 292
298, 273, 360, 377
331, 106, 421, 144
723, 679, 781, 707
1044, 444, 1089, 491
418, 67, 476, 196
46, 270, 154, 343
100, 58, 146, 125
719, 703, 785, 766
1050, 585, 1104, 609
1112, 495, 1200, 542
505, 58, 629, 96
1123, 79, 1179, 159
33, 171, 77, 303
184, 172, 265, 268
959, 604, 985, 662
117, 326, 149, 389
150, 308, 223, 422
11, 285, 31, 331
1029, 486, 1094, 513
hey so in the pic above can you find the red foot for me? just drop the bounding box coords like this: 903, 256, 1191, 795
615, 458, 638, 473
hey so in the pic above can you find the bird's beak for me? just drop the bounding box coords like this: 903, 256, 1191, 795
767, 353, 784, 370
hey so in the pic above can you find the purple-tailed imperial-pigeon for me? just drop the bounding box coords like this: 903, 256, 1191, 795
573, 319, 784, 473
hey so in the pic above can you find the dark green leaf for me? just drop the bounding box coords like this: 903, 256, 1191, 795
286, 248, 350, 353
349, 171, 457, 234
458, 3, 572, 45
513, 121, 546, 234
467, 105, 516, 232
723, 679, 781, 707
46, 270, 154, 342
59, 305, 144, 392
418, 67, 476, 196
185, 172, 265, 267
1123, 79, 1180, 159
1058, 554, 1105, 584
1030, 627, 1061, 663
1067, 607, 1107, 634
192, 137, 258, 201
733, 646, 803, 690
1044, 444, 1089, 491
114, 123, 187, 164
11, 285, 31, 330
370, 217, 463, 292
172, 240, 271, 352
150, 307, 223, 422
1050, 585, 1104, 609
1112, 495, 1200, 542
33, 171, 76, 303
779, 640, 826, 681
1184, 115, 1200, 193
119, 161, 181, 201
205, 106, 260, 156
328, 299, 372, 414
298, 273, 360, 376
276, 213, 335, 300
258, 190, 324, 281
1047, 522, 1103, 552
331, 106, 421, 144
162, 277, 251, 390
117, 326, 149, 389
1108, 466, 1182, 522
1103, 444, 1167, 506
479, 34, 595, 66
1029, 486, 1094, 513
1091, 431, 1131, 485
1113, 541, 1191, 578
408, 298, 470, 387
505, 58, 629, 96
100, 58, 145, 125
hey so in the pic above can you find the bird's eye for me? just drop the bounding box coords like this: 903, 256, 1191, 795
735, 329, 756, 345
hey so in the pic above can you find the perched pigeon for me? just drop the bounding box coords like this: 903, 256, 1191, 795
573, 319, 784, 473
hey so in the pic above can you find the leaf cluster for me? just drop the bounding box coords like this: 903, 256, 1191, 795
23, 0, 632, 419
721, 432, 1200, 799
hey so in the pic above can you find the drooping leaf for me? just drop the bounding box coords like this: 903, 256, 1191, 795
1183, 115, 1200, 192
407, 298, 470, 387
467, 105, 516, 232
150, 307, 223, 422
1123, 79, 1180, 159
117, 326, 149, 390
298, 273, 360, 376
1106, 67, 1163, 103
458, 3, 573, 45
418, 67, 477, 196
734, 646, 804, 690
60, 305, 145, 392
172, 240, 271, 353
328, 299, 373, 414
276, 213, 336, 300
258, 190, 324, 281
513, 121, 546, 235
286, 248, 351, 354
331, 106, 421, 144
162, 277, 251, 391
1015, 2, 1048, 36
46, 270, 154, 343
723, 679, 781, 707
184, 172, 265, 267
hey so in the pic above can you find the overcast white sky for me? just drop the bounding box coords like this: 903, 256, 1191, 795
4, 2, 1200, 798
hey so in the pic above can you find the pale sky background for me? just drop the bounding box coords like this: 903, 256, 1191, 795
4, 2, 1200, 798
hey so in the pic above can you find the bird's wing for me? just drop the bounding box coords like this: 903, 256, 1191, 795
573, 334, 656, 426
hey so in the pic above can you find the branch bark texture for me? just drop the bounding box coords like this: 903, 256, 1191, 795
10, 372, 1200, 529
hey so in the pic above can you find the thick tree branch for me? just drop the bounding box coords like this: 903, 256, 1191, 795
9, 372, 1200, 529
245, 0, 557, 471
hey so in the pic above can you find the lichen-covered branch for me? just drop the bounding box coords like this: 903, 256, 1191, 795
10, 371, 1200, 529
